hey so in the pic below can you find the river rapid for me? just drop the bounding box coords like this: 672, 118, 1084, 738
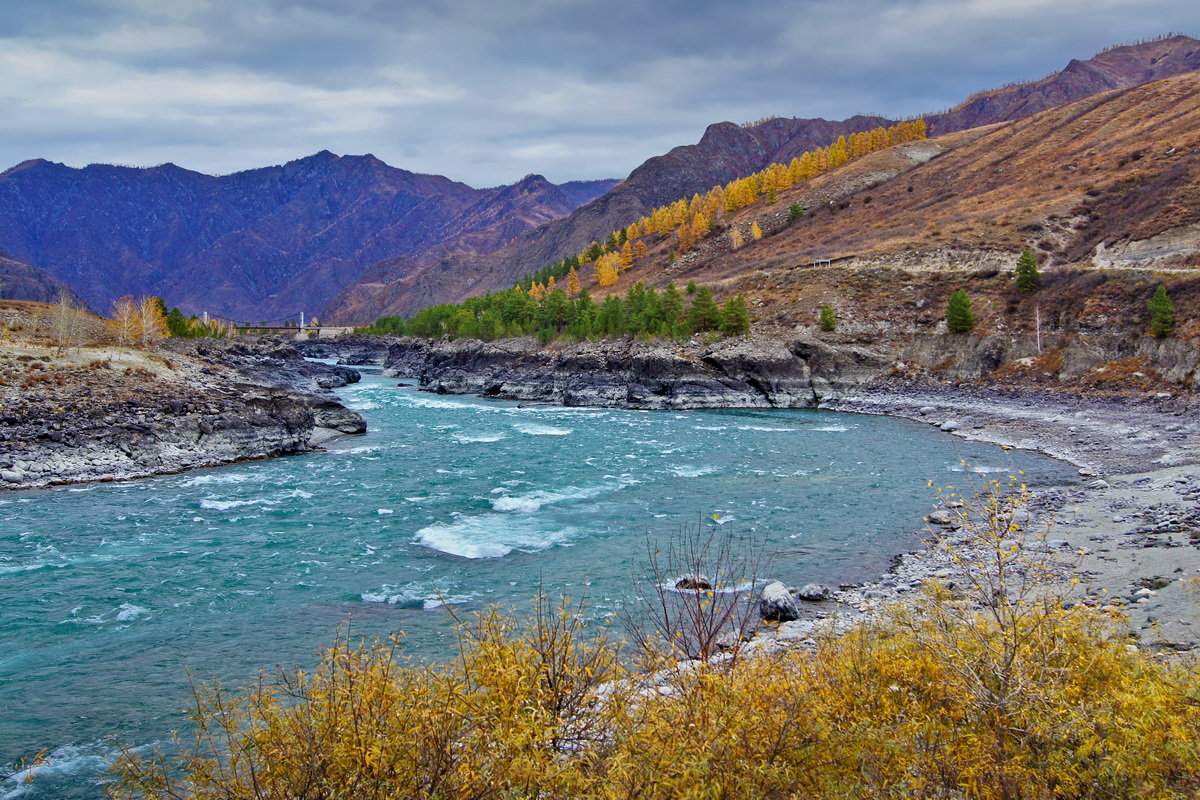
0, 368, 1075, 798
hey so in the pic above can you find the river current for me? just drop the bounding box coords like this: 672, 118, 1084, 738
0, 368, 1075, 798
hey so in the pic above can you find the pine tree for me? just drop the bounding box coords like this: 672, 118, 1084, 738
719, 295, 751, 336
946, 289, 975, 333
1147, 285, 1176, 337
1015, 248, 1041, 292
685, 280, 698, 295
818, 304, 837, 332
660, 283, 684, 334
687, 287, 721, 332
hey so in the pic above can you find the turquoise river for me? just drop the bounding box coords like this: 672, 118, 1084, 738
0, 367, 1076, 798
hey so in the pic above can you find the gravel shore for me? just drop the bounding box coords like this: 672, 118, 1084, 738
758, 380, 1200, 653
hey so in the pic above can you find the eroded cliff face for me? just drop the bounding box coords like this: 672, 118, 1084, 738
376, 336, 890, 409
359, 328, 1198, 411
0, 337, 365, 490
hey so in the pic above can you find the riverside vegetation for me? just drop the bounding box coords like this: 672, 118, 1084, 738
113, 482, 1200, 800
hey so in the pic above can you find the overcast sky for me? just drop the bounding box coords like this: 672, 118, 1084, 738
1, 0, 1195, 186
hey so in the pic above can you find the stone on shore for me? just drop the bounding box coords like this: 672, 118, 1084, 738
759, 580, 800, 622
796, 583, 832, 601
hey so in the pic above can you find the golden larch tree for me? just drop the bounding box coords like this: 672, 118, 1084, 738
595, 253, 620, 287
110, 296, 142, 346
138, 297, 168, 347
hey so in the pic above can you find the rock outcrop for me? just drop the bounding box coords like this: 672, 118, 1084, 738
0, 337, 365, 490
376, 335, 890, 410
294, 334, 396, 366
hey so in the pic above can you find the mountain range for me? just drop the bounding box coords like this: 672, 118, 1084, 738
0, 155, 614, 320
0, 34, 1197, 325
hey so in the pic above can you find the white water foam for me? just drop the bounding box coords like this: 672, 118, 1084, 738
736, 425, 798, 432
512, 422, 572, 436
415, 515, 576, 559
490, 482, 622, 513
0, 743, 123, 800
810, 424, 851, 432
452, 432, 508, 443
183, 472, 258, 487
670, 465, 718, 478
74, 603, 152, 626
360, 581, 474, 609
0, 561, 66, 575
948, 464, 1010, 474
199, 498, 265, 511
693, 425, 727, 431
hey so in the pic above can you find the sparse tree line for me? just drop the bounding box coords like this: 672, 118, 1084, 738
509, 119, 929, 300
815, 248, 1182, 338
110, 297, 230, 344
363, 120, 928, 341
360, 280, 750, 342
35, 293, 229, 353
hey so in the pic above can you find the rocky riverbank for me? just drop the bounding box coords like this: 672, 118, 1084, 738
0, 337, 366, 490
754, 379, 1200, 653
368, 334, 887, 409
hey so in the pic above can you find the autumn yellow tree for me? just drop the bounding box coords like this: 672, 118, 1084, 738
566, 266, 581, 295
110, 296, 142, 346
595, 253, 620, 287
750, 221, 763, 241
619, 241, 633, 270
633, 240, 648, 261
729, 227, 744, 250
138, 297, 168, 347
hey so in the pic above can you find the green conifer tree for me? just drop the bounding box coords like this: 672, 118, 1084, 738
818, 304, 837, 332
946, 289, 975, 333
1147, 285, 1176, 338
687, 287, 721, 332
1015, 248, 1041, 292
719, 295, 751, 336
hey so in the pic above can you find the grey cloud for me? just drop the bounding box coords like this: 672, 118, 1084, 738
0, 0, 1195, 185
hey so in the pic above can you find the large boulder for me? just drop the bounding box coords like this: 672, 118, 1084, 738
759, 580, 800, 622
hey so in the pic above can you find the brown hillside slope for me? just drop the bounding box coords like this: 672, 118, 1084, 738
626, 74, 1198, 280
327, 35, 1200, 324
583, 72, 1200, 375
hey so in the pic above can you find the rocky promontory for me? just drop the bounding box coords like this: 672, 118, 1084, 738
0, 337, 366, 490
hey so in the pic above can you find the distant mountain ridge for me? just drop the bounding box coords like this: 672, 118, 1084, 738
0, 252, 80, 305
0, 153, 616, 321
325, 34, 1200, 323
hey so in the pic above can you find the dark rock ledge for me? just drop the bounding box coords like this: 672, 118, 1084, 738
0, 337, 365, 490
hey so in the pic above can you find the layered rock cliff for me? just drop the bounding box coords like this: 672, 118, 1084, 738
0, 337, 365, 490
